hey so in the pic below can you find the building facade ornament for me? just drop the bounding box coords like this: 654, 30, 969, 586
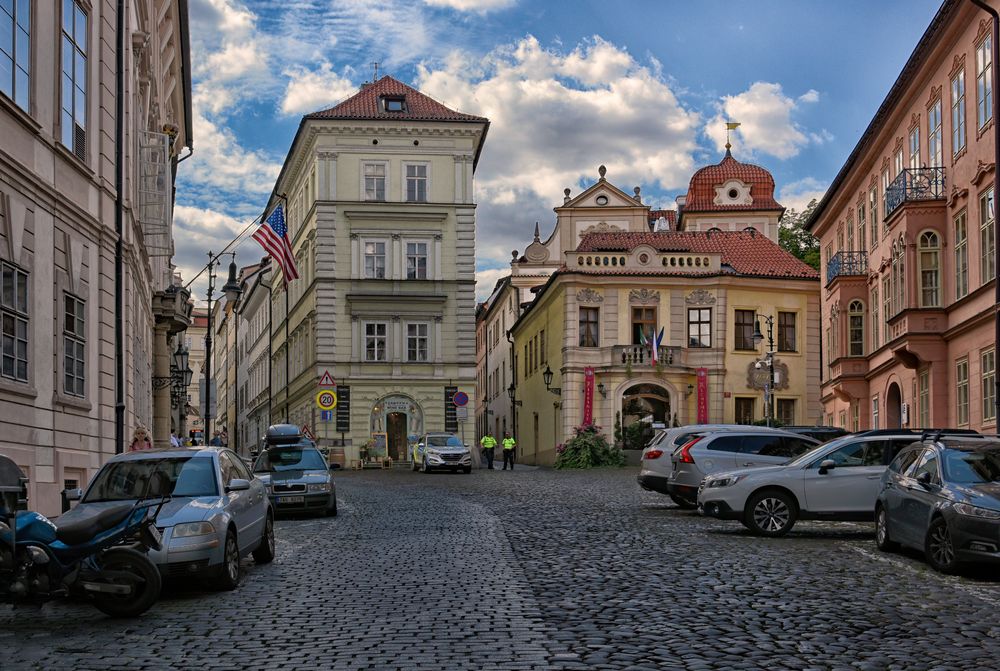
576, 288, 604, 304
628, 288, 660, 304
685, 289, 716, 306
580, 221, 622, 236
746, 359, 791, 391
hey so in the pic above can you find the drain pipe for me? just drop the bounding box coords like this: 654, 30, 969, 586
114, 0, 125, 453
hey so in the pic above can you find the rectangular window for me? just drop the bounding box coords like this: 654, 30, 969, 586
406, 323, 428, 362
777, 399, 795, 426
63, 294, 85, 397
984, 349, 996, 424
857, 203, 867, 251
735, 397, 755, 425
579, 307, 599, 347
687, 307, 711, 348
981, 187, 996, 284
846, 218, 854, 252
882, 276, 892, 344
1, 262, 28, 382
406, 242, 427, 279
540, 329, 546, 364
978, 34, 993, 129
894, 150, 903, 178
955, 209, 969, 299
734, 309, 756, 351
849, 309, 864, 357
61, 0, 88, 160
851, 402, 860, 432
0, 0, 30, 110
405, 164, 428, 202
872, 394, 880, 430
957, 358, 970, 426
908, 126, 920, 170
631, 307, 656, 346
918, 368, 930, 428
523, 344, 528, 376
928, 99, 942, 167
953, 69, 967, 154
881, 170, 890, 229
869, 188, 879, 246
363, 163, 386, 201
777, 312, 796, 352
364, 322, 387, 362
364, 241, 386, 279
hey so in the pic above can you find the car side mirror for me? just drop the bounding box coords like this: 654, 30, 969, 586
65, 488, 82, 502
916, 471, 933, 488
818, 459, 836, 475
226, 478, 251, 492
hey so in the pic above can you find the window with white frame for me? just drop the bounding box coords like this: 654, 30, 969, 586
957, 358, 970, 426
61, 1, 88, 160
882, 275, 891, 343
846, 217, 854, 251
1, 261, 28, 382
405, 164, 428, 202
978, 34, 993, 129
872, 394, 880, 430
364, 240, 386, 279
869, 188, 878, 246
364, 322, 387, 362
918, 231, 940, 307
406, 323, 428, 362
871, 286, 880, 351
908, 126, 920, 170
363, 163, 386, 201
928, 99, 942, 167
881, 170, 890, 228
984, 348, 996, 424
955, 210, 969, 300
953, 68, 967, 154
918, 368, 930, 428
981, 187, 996, 284
406, 242, 427, 279
0, 0, 30, 110
64, 294, 85, 396
848, 300, 864, 357
857, 203, 866, 251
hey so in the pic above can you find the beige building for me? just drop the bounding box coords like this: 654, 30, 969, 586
0, 1, 193, 514
264, 76, 488, 463
182, 307, 208, 443
237, 260, 272, 454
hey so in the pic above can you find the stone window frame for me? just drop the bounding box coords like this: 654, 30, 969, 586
954, 208, 969, 299
983, 347, 996, 425
0, 0, 31, 111
0, 194, 35, 400
404, 321, 430, 363
979, 185, 996, 285
686, 307, 711, 349
733, 309, 756, 352
360, 160, 389, 202
917, 229, 941, 308
60, 0, 90, 162
402, 161, 431, 203
927, 97, 943, 168
976, 32, 994, 130
777, 311, 797, 353
956, 357, 970, 427
847, 300, 865, 358
404, 237, 431, 280
361, 236, 389, 280
951, 67, 967, 157
363, 320, 388, 362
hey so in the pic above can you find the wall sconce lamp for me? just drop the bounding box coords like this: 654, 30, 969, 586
596, 382, 607, 398
542, 365, 562, 396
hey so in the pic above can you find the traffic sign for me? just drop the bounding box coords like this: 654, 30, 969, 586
456, 406, 468, 421
320, 410, 333, 422
302, 425, 315, 440
316, 390, 338, 410
453, 391, 469, 407
318, 370, 335, 387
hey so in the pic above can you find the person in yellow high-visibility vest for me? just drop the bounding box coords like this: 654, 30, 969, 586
501, 432, 516, 470
480, 433, 497, 470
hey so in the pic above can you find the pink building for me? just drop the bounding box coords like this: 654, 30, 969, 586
809, 0, 998, 433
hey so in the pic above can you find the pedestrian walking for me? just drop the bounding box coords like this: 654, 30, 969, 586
480, 433, 497, 469
209, 431, 222, 447
170, 432, 180, 448
128, 426, 153, 452
501, 432, 516, 470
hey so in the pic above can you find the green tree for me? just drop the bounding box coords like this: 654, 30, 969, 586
778, 199, 821, 271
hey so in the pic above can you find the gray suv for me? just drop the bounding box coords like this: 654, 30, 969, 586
666, 429, 820, 507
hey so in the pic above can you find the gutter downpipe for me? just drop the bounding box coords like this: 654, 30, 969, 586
971, 0, 1000, 425
506, 329, 516, 445
114, 0, 125, 453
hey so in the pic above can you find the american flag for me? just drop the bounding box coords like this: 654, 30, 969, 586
251, 204, 299, 282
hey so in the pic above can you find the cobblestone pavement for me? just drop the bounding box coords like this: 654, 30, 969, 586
4, 467, 1000, 670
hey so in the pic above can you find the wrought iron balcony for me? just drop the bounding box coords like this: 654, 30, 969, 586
826, 250, 868, 286
615, 345, 679, 367
883, 167, 945, 219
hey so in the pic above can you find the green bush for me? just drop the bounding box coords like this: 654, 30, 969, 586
555, 424, 626, 469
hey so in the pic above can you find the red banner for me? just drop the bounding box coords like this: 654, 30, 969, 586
583, 367, 595, 425
696, 368, 709, 423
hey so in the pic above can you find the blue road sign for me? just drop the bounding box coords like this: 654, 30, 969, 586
453, 391, 469, 407
321, 410, 334, 422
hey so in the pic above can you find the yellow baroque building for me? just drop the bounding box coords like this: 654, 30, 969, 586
507, 157, 821, 465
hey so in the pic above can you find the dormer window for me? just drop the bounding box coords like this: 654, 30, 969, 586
382, 96, 406, 112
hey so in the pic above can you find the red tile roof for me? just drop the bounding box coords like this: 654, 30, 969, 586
575, 230, 818, 279
647, 209, 677, 229
307, 75, 488, 123
682, 151, 783, 213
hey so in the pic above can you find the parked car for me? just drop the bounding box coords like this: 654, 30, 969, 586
639, 425, 773, 507
782, 426, 850, 443
666, 428, 820, 509
253, 426, 337, 517
411, 433, 472, 473
697, 432, 965, 536
64, 447, 273, 590
875, 435, 1000, 573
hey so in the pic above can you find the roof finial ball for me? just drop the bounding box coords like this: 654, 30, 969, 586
512, 250, 519, 261
633, 186, 641, 203
724, 120, 741, 158
564, 188, 571, 204
598, 165, 607, 180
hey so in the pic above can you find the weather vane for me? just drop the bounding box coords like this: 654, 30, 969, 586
725, 121, 741, 152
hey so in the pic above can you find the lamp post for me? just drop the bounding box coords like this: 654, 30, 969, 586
506, 382, 522, 442
542, 365, 562, 396
752, 315, 776, 427
204, 252, 242, 441
221, 257, 243, 453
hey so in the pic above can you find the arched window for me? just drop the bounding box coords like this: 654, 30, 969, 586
918, 230, 941, 307
848, 300, 865, 357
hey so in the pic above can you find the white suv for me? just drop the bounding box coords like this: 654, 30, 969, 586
697, 433, 929, 536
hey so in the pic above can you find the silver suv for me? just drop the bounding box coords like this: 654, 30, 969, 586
666, 429, 820, 507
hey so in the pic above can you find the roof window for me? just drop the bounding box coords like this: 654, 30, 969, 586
382, 96, 406, 112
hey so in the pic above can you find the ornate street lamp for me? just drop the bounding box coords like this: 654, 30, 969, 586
542, 364, 561, 396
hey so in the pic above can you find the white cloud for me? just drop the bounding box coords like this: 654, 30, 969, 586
184, 104, 282, 196
280, 62, 357, 116
417, 35, 700, 267
779, 177, 828, 213
475, 267, 511, 302
425, 0, 515, 12
706, 82, 820, 160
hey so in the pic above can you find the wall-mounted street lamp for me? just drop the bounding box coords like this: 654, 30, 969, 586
542, 365, 561, 396
596, 382, 607, 398
506, 383, 523, 407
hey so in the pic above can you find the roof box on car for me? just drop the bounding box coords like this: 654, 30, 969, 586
265, 424, 305, 445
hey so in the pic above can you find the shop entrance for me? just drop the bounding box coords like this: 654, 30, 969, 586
387, 412, 407, 460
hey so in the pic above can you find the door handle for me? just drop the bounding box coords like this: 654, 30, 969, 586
866, 475, 882, 479
741, 462, 753, 467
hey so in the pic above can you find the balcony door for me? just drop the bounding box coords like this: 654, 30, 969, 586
631, 307, 656, 346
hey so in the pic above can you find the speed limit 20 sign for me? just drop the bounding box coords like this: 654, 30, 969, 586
316, 390, 338, 410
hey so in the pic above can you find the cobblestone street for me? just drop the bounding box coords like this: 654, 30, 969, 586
4, 467, 1000, 670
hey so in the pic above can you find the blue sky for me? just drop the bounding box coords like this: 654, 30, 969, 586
176, 0, 942, 301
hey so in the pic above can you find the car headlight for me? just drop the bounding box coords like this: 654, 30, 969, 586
706, 475, 744, 489
953, 503, 1000, 520
172, 522, 216, 538
307, 483, 331, 493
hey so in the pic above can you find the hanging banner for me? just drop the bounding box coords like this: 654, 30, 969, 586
696, 368, 709, 423
583, 367, 595, 425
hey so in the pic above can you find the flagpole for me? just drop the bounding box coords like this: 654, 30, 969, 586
278, 194, 291, 424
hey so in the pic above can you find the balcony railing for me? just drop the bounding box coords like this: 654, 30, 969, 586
884, 167, 945, 220
826, 250, 868, 285
615, 345, 680, 367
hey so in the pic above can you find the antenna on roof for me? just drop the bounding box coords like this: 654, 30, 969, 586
371, 61, 380, 81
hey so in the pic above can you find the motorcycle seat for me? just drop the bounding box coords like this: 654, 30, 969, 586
55, 503, 135, 545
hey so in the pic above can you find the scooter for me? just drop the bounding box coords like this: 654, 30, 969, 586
0, 454, 166, 618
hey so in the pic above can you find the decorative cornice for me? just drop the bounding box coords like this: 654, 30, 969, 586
628, 288, 660, 304
685, 289, 716, 306
972, 159, 995, 187
950, 53, 966, 78
977, 18, 992, 44
908, 112, 920, 131
893, 136, 904, 153
576, 288, 604, 304
580, 221, 622, 236
926, 85, 942, 109
947, 184, 969, 207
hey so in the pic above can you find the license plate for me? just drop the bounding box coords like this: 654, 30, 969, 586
279, 496, 304, 503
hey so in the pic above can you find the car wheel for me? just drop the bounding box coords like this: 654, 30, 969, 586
745, 490, 797, 537
874, 505, 899, 553
214, 529, 241, 591
325, 495, 338, 517
252, 514, 275, 564
463, 466, 472, 474
668, 493, 697, 510
925, 516, 960, 574
421, 457, 430, 473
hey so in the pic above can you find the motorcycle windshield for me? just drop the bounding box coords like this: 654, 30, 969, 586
83, 457, 218, 502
